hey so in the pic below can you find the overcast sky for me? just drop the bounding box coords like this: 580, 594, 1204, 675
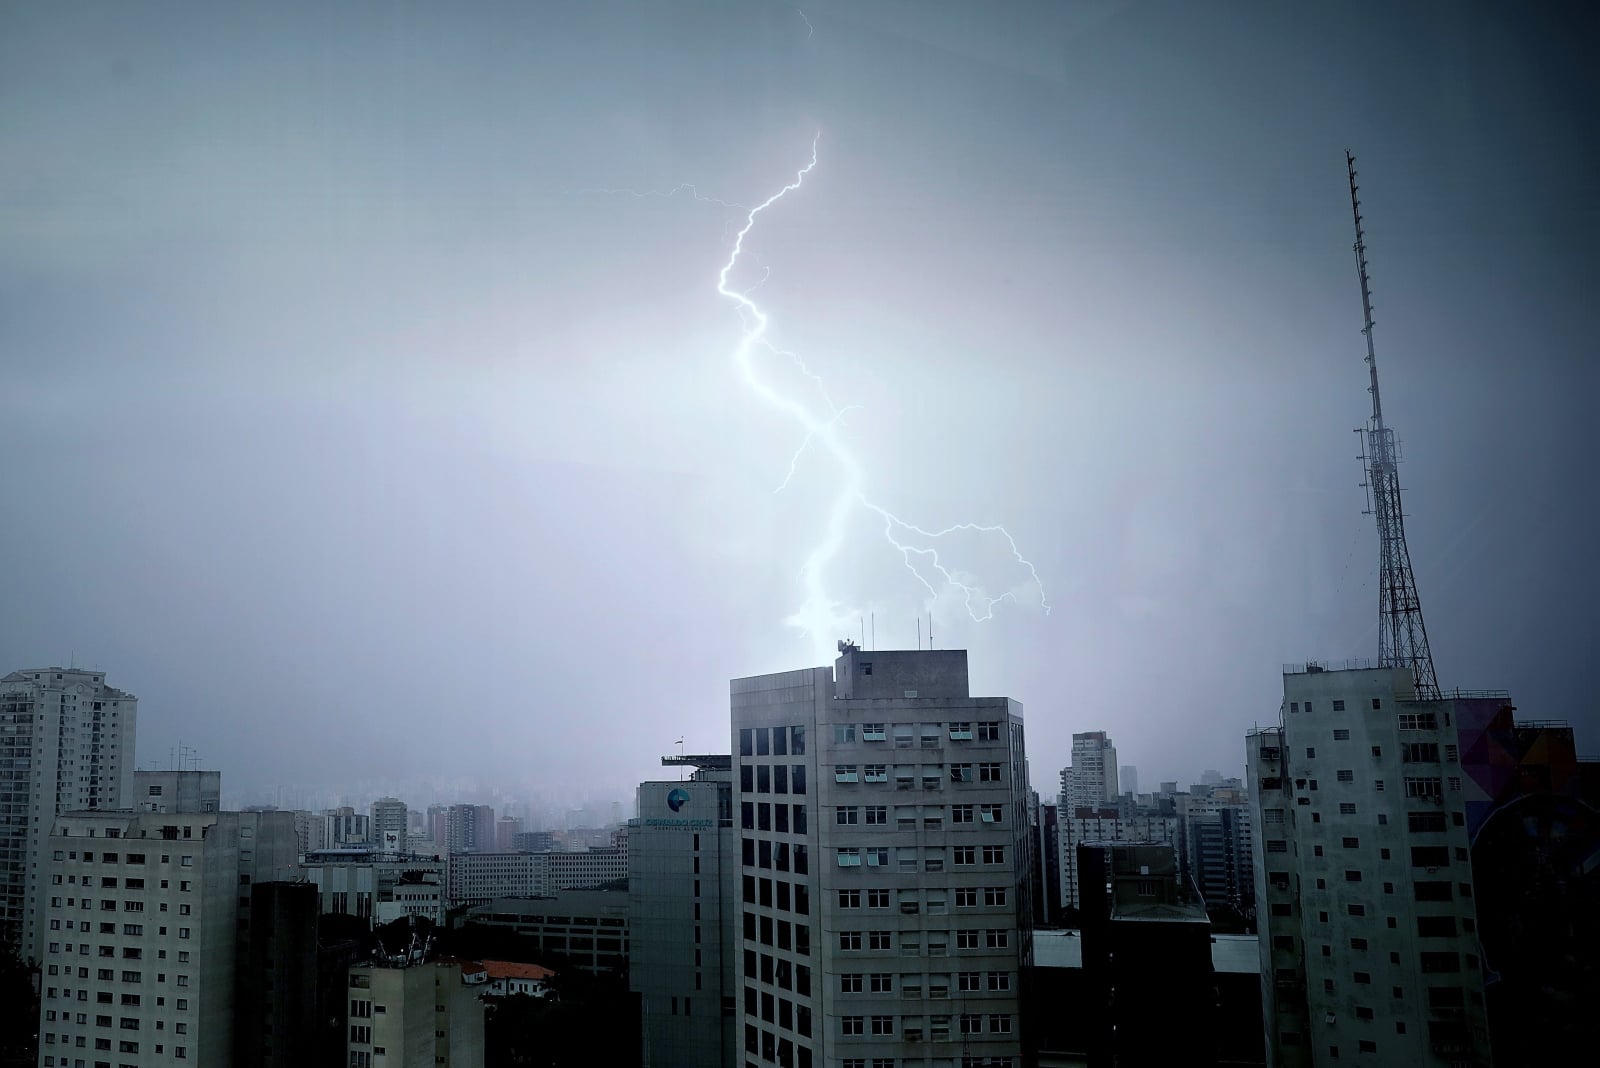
3, 1, 1595, 811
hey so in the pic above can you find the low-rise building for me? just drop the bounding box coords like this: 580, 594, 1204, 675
301, 849, 446, 925
464, 890, 630, 976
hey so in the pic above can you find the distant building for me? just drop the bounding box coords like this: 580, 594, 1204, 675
481, 959, 554, 999
446, 804, 495, 854
1247, 663, 1493, 1066
302, 850, 446, 925
629, 759, 737, 1068
371, 798, 408, 854
346, 960, 485, 1067
1059, 813, 1178, 910
1033, 801, 1061, 926
511, 830, 556, 853
447, 844, 629, 908
493, 816, 521, 851
36, 802, 301, 1067
2, 667, 137, 959
1061, 731, 1118, 817
323, 806, 372, 847
465, 890, 630, 976
1184, 800, 1256, 916
1118, 765, 1139, 798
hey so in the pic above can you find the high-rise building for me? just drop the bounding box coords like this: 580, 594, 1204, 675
445, 804, 495, 854
1060, 732, 1118, 816
370, 797, 408, 854
494, 815, 521, 851
1118, 765, 1138, 798
1247, 663, 1492, 1066
35, 795, 300, 1067
630, 756, 738, 1068
1, 667, 137, 960
732, 645, 1032, 1068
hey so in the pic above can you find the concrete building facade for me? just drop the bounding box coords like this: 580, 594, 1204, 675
732, 645, 1032, 1068
629, 765, 738, 1068
36, 804, 300, 1067
1247, 663, 1492, 1066
465, 889, 630, 975
302, 850, 446, 926
346, 960, 485, 1068
1058, 813, 1178, 910
1060, 732, 1118, 817
2, 667, 137, 960
371, 798, 408, 855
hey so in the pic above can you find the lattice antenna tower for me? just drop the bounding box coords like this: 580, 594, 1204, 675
1346, 152, 1440, 699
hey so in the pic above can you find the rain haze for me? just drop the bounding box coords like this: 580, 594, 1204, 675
2, 1, 1595, 812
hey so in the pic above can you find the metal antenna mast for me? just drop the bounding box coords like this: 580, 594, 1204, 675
1346, 151, 1440, 699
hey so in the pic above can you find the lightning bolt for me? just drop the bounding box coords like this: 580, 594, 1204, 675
713, 136, 1050, 657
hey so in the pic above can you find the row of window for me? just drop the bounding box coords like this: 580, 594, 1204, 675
835, 844, 1006, 867
837, 929, 1011, 952
740, 726, 806, 757
836, 886, 1009, 910
835, 803, 1004, 826
48, 894, 194, 915
834, 763, 1003, 784
45, 972, 188, 993
739, 763, 808, 796
838, 1013, 1012, 1037
831, 722, 1004, 744
741, 801, 808, 834
1288, 699, 1384, 714
741, 838, 811, 874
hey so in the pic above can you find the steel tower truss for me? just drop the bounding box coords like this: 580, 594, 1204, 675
1346, 152, 1441, 700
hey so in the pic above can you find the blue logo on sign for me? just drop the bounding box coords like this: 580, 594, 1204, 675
667, 788, 691, 813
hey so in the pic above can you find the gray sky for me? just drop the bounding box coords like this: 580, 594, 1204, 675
3, 1, 1595, 808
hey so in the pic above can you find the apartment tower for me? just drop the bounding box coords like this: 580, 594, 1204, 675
1247, 663, 1491, 1065
732, 645, 1032, 1068
1, 667, 137, 961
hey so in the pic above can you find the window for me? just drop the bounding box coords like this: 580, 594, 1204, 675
865, 805, 887, 825
988, 1014, 1012, 1034
957, 930, 980, 949
958, 971, 981, 992
948, 722, 973, 740
984, 886, 1007, 906
1404, 777, 1442, 798
1350, 937, 1368, 950
863, 765, 887, 783
1337, 769, 1354, 782
841, 1016, 864, 1036
981, 845, 1005, 864
869, 1015, 894, 1036
867, 889, 890, 908
1397, 712, 1437, 730
837, 807, 859, 826
954, 846, 976, 866
1411, 846, 1450, 868
951, 764, 973, 783
1339, 803, 1357, 814
1402, 742, 1441, 763
978, 763, 1001, 782
952, 804, 975, 823
840, 974, 863, 993
986, 972, 1011, 991
868, 931, 893, 950
1343, 837, 1360, 848
985, 930, 1008, 948
977, 722, 1001, 741
839, 932, 862, 951
836, 765, 859, 784
1333, 729, 1350, 740
869, 973, 893, 993
862, 723, 885, 741
979, 804, 1003, 824
955, 888, 977, 908
835, 725, 856, 744
1306, 747, 1316, 758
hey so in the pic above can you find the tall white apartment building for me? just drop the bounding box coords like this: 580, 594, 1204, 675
732, 645, 1032, 1068
1, 667, 137, 960
35, 799, 299, 1067
370, 798, 408, 854
1060, 732, 1117, 816
1247, 663, 1492, 1066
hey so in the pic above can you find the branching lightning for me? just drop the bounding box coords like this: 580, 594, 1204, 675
712, 136, 1050, 655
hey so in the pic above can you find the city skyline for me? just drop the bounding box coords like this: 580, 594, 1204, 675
3, 3, 1593, 808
